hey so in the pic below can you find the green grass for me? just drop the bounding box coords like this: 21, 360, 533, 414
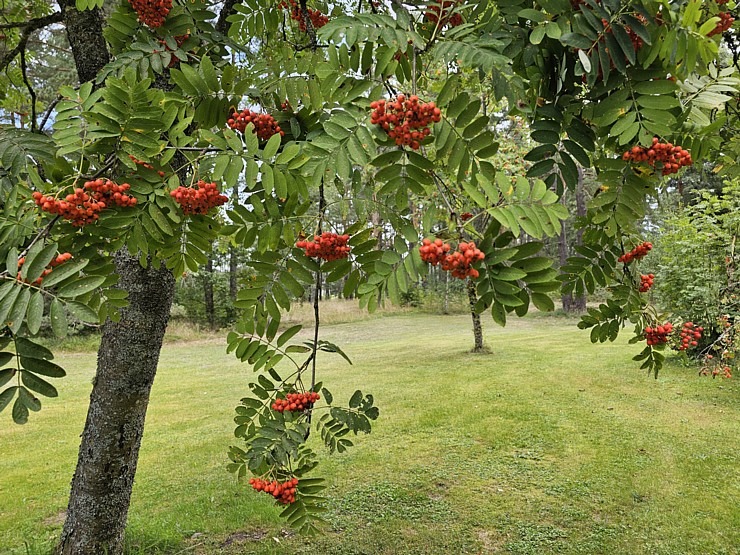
1, 313, 738, 554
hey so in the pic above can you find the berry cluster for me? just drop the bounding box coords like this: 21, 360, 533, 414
419, 239, 485, 279
272, 391, 320, 412
708, 12, 734, 36
248, 477, 299, 504
644, 322, 674, 346
170, 180, 228, 215
227, 109, 284, 142
17, 252, 72, 286
419, 238, 451, 265
32, 179, 137, 227
370, 95, 442, 150
129, 155, 166, 177
622, 137, 693, 176
441, 242, 485, 279
639, 273, 654, 292
128, 0, 171, 28
278, 0, 329, 32
677, 321, 703, 351
425, 1, 463, 28
296, 233, 350, 261
618, 241, 652, 264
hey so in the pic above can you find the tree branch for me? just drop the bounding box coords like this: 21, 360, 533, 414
216, 0, 242, 34
0, 11, 63, 31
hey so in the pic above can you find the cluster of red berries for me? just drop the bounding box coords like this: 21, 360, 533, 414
33, 179, 137, 227
296, 233, 350, 261
425, 1, 463, 28
618, 241, 652, 264
420, 239, 485, 279
248, 477, 299, 504
272, 391, 320, 413
128, 0, 171, 28
644, 322, 674, 346
677, 321, 703, 351
370, 95, 442, 150
419, 238, 451, 265
129, 155, 166, 177
278, 0, 329, 32
170, 181, 228, 215
16, 252, 72, 286
158, 34, 189, 67
639, 273, 654, 292
622, 137, 693, 176
227, 109, 284, 142
709, 12, 734, 36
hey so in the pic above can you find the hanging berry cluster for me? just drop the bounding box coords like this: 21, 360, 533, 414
618, 241, 652, 264
677, 321, 703, 351
278, 0, 329, 31
296, 233, 350, 261
128, 0, 171, 28
622, 138, 693, 176
272, 391, 320, 413
17, 253, 72, 286
708, 12, 734, 36
370, 95, 442, 150
425, 0, 464, 28
419, 239, 485, 279
129, 155, 166, 177
419, 238, 451, 265
170, 181, 228, 215
32, 179, 137, 227
639, 273, 654, 292
644, 322, 674, 346
227, 109, 284, 142
700, 355, 732, 378
248, 477, 299, 504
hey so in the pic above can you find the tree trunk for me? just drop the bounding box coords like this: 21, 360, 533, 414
560, 168, 587, 313
204, 254, 215, 330
58, 1, 109, 83
229, 246, 238, 301
466, 279, 485, 352
55, 253, 175, 555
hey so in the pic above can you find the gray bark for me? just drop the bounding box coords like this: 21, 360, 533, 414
55, 4, 177, 554
55, 253, 175, 555
57, 0, 109, 83
466, 279, 485, 352
205, 254, 215, 329
560, 167, 587, 313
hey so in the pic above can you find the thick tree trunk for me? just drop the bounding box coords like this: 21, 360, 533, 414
56, 252, 175, 555
466, 279, 485, 352
204, 254, 215, 329
58, 1, 109, 83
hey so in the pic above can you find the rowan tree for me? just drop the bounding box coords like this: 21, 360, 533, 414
0, 0, 737, 553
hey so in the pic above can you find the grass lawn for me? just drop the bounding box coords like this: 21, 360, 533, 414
0, 312, 738, 554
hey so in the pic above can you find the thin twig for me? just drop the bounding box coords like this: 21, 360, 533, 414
19, 48, 37, 132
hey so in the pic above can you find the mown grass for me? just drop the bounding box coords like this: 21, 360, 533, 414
0, 312, 738, 554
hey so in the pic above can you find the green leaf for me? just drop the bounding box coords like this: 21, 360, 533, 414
50, 299, 67, 338
20, 357, 65, 378
26, 292, 44, 335
21, 371, 58, 398
57, 276, 106, 298
41, 258, 89, 288
0, 386, 17, 412
12, 395, 28, 424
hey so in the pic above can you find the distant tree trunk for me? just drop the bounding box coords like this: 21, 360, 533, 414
560, 167, 587, 313
443, 269, 449, 314
204, 254, 215, 329
229, 246, 238, 300
467, 279, 485, 352
55, 253, 175, 555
